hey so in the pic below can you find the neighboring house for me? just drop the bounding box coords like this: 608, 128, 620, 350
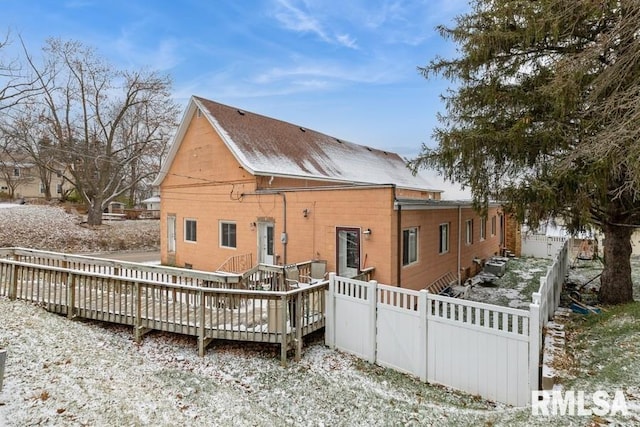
141, 195, 161, 219
153, 96, 503, 291
0, 156, 69, 200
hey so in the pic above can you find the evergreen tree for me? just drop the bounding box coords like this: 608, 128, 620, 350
411, 0, 640, 304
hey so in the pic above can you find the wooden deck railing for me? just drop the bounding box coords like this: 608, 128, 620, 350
0, 247, 328, 365
217, 253, 253, 273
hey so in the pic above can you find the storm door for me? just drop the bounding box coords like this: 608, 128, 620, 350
167, 215, 176, 253
258, 222, 275, 264
336, 227, 360, 278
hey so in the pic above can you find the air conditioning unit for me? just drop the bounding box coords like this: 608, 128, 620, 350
484, 258, 507, 277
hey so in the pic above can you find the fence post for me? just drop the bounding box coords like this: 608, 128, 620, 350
418, 289, 429, 382
325, 273, 336, 349
529, 292, 542, 398
368, 280, 377, 364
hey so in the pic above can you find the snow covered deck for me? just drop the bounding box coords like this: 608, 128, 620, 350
0, 248, 327, 365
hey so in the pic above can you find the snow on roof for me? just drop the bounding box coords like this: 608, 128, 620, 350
141, 196, 160, 204
154, 96, 440, 192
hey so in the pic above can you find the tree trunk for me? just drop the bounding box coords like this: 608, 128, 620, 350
599, 224, 634, 304
86, 200, 104, 226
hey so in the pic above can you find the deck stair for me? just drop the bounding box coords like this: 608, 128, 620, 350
425, 272, 458, 295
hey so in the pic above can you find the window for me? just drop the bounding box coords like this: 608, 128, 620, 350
402, 227, 418, 266
491, 215, 497, 236
480, 217, 487, 241
465, 219, 473, 245
13, 168, 20, 177
220, 221, 236, 248
40, 184, 45, 194
184, 219, 197, 242
56, 184, 62, 194
439, 223, 450, 254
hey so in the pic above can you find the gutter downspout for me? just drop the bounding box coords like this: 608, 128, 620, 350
278, 192, 287, 264
394, 185, 402, 287
457, 204, 462, 286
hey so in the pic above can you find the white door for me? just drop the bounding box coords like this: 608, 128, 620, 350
337, 228, 360, 278
167, 215, 176, 253
258, 222, 275, 264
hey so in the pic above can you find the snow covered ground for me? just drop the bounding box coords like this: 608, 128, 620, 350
1, 203, 639, 426
0, 298, 514, 426
0, 203, 159, 253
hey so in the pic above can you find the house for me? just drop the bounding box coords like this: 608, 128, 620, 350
153, 96, 503, 291
140, 195, 161, 219
0, 154, 69, 200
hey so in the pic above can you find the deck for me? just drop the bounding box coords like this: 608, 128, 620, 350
0, 248, 331, 365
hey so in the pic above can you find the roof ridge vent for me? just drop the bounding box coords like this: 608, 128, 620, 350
299, 127, 306, 132
237, 109, 245, 115
335, 138, 342, 143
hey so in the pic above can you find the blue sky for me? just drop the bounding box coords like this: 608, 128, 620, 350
2, 0, 471, 195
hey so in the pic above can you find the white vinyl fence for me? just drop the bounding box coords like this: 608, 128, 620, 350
325, 239, 570, 407
521, 233, 567, 258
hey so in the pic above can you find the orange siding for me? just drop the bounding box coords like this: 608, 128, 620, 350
159, 113, 501, 289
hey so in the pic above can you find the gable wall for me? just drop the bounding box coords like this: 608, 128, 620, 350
161, 111, 253, 188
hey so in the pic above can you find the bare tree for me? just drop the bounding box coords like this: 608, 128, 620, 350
23, 39, 179, 225
0, 33, 40, 111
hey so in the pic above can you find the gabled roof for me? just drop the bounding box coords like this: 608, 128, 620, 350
154, 96, 440, 192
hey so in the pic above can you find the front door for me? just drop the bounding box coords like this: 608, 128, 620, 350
336, 227, 360, 278
258, 222, 275, 264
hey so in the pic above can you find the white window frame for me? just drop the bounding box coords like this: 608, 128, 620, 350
184, 218, 197, 243
220, 221, 237, 249
439, 223, 450, 254
465, 219, 473, 245
402, 227, 418, 266
491, 215, 497, 236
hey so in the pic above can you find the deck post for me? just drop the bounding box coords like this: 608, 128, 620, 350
134, 282, 143, 342
280, 294, 288, 366
198, 289, 207, 357
8, 252, 19, 300
66, 273, 76, 319
294, 290, 303, 361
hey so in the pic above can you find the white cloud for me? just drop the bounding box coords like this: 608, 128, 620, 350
336, 33, 358, 49
272, 0, 358, 49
